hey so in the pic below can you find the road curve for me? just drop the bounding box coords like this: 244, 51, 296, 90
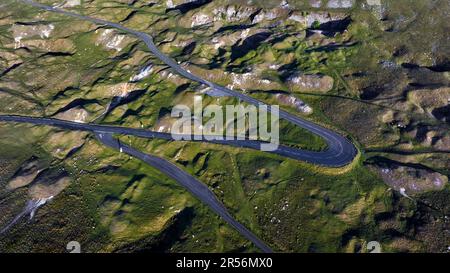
15, 0, 357, 167
0, 115, 354, 166
95, 132, 273, 253
2, 0, 358, 252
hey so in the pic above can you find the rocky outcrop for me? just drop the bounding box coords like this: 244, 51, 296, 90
408, 88, 450, 122
97, 82, 141, 98
327, 0, 356, 9
212, 5, 258, 23
186, 65, 283, 91
288, 11, 349, 29
286, 73, 334, 93
406, 127, 450, 151
275, 93, 313, 114
54, 107, 90, 123
153, 115, 177, 133
227, 71, 282, 91
7, 159, 44, 190
105, 82, 140, 97
190, 13, 213, 27
166, 0, 193, 9
95, 29, 133, 52
29, 176, 71, 200
8, 37, 76, 55
130, 65, 153, 82
11, 23, 55, 49
252, 8, 290, 24
309, 0, 323, 8
62, 0, 81, 8
373, 161, 448, 195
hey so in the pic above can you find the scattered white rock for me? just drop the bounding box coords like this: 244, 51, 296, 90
166, 0, 197, 9
306, 12, 347, 27
309, 0, 322, 8
288, 13, 306, 24
212, 6, 255, 22
269, 64, 280, 70
11, 24, 55, 49
376, 164, 448, 195
287, 73, 334, 93
130, 64, 153, 82
289, 12, 348, 28
95, 29, 126, 52
362, 0, 384, 19
62, 0, 81, 8
110, 82, 139, 97
366, 0, 381, 5
280, 0, 290, 9
252, 10, 279, 24
166, 0, 175, 8
380, 60, 398, 69
327, 0, 355, 9
191, 13, 213, 27
399, 187, 412, 200
275, 93, 313, 114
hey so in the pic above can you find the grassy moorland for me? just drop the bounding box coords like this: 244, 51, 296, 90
0, 0, 448, 252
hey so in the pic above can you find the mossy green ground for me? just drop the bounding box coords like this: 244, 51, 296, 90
1, 0, 449, 252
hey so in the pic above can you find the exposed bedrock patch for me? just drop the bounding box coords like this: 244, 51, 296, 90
54, 106, 91, 123
212, 5, 259, 23
326, 0, 356, 9
369, 158, 448, 195
274, 93, 313, 114
309, 0, 323, 8
285, 72, 334, 93
28, 175, 71, 200
7, 158, 45, 190
95, 28, 135, 53
11, 23, 55, 49
288, 11, 349, 29
407, 87, 450, 121
61, 0, 81, 8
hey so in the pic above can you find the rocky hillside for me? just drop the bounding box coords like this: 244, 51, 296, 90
0, 0, 449, 253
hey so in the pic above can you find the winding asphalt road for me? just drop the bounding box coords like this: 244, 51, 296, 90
0, 0, 358, 253
14, 0, 357, 167
95, 132, 273, 253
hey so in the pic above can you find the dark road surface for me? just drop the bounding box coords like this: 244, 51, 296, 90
17, 0, 356, 167
0, 0, 358, 252
96, 132, 273, 253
